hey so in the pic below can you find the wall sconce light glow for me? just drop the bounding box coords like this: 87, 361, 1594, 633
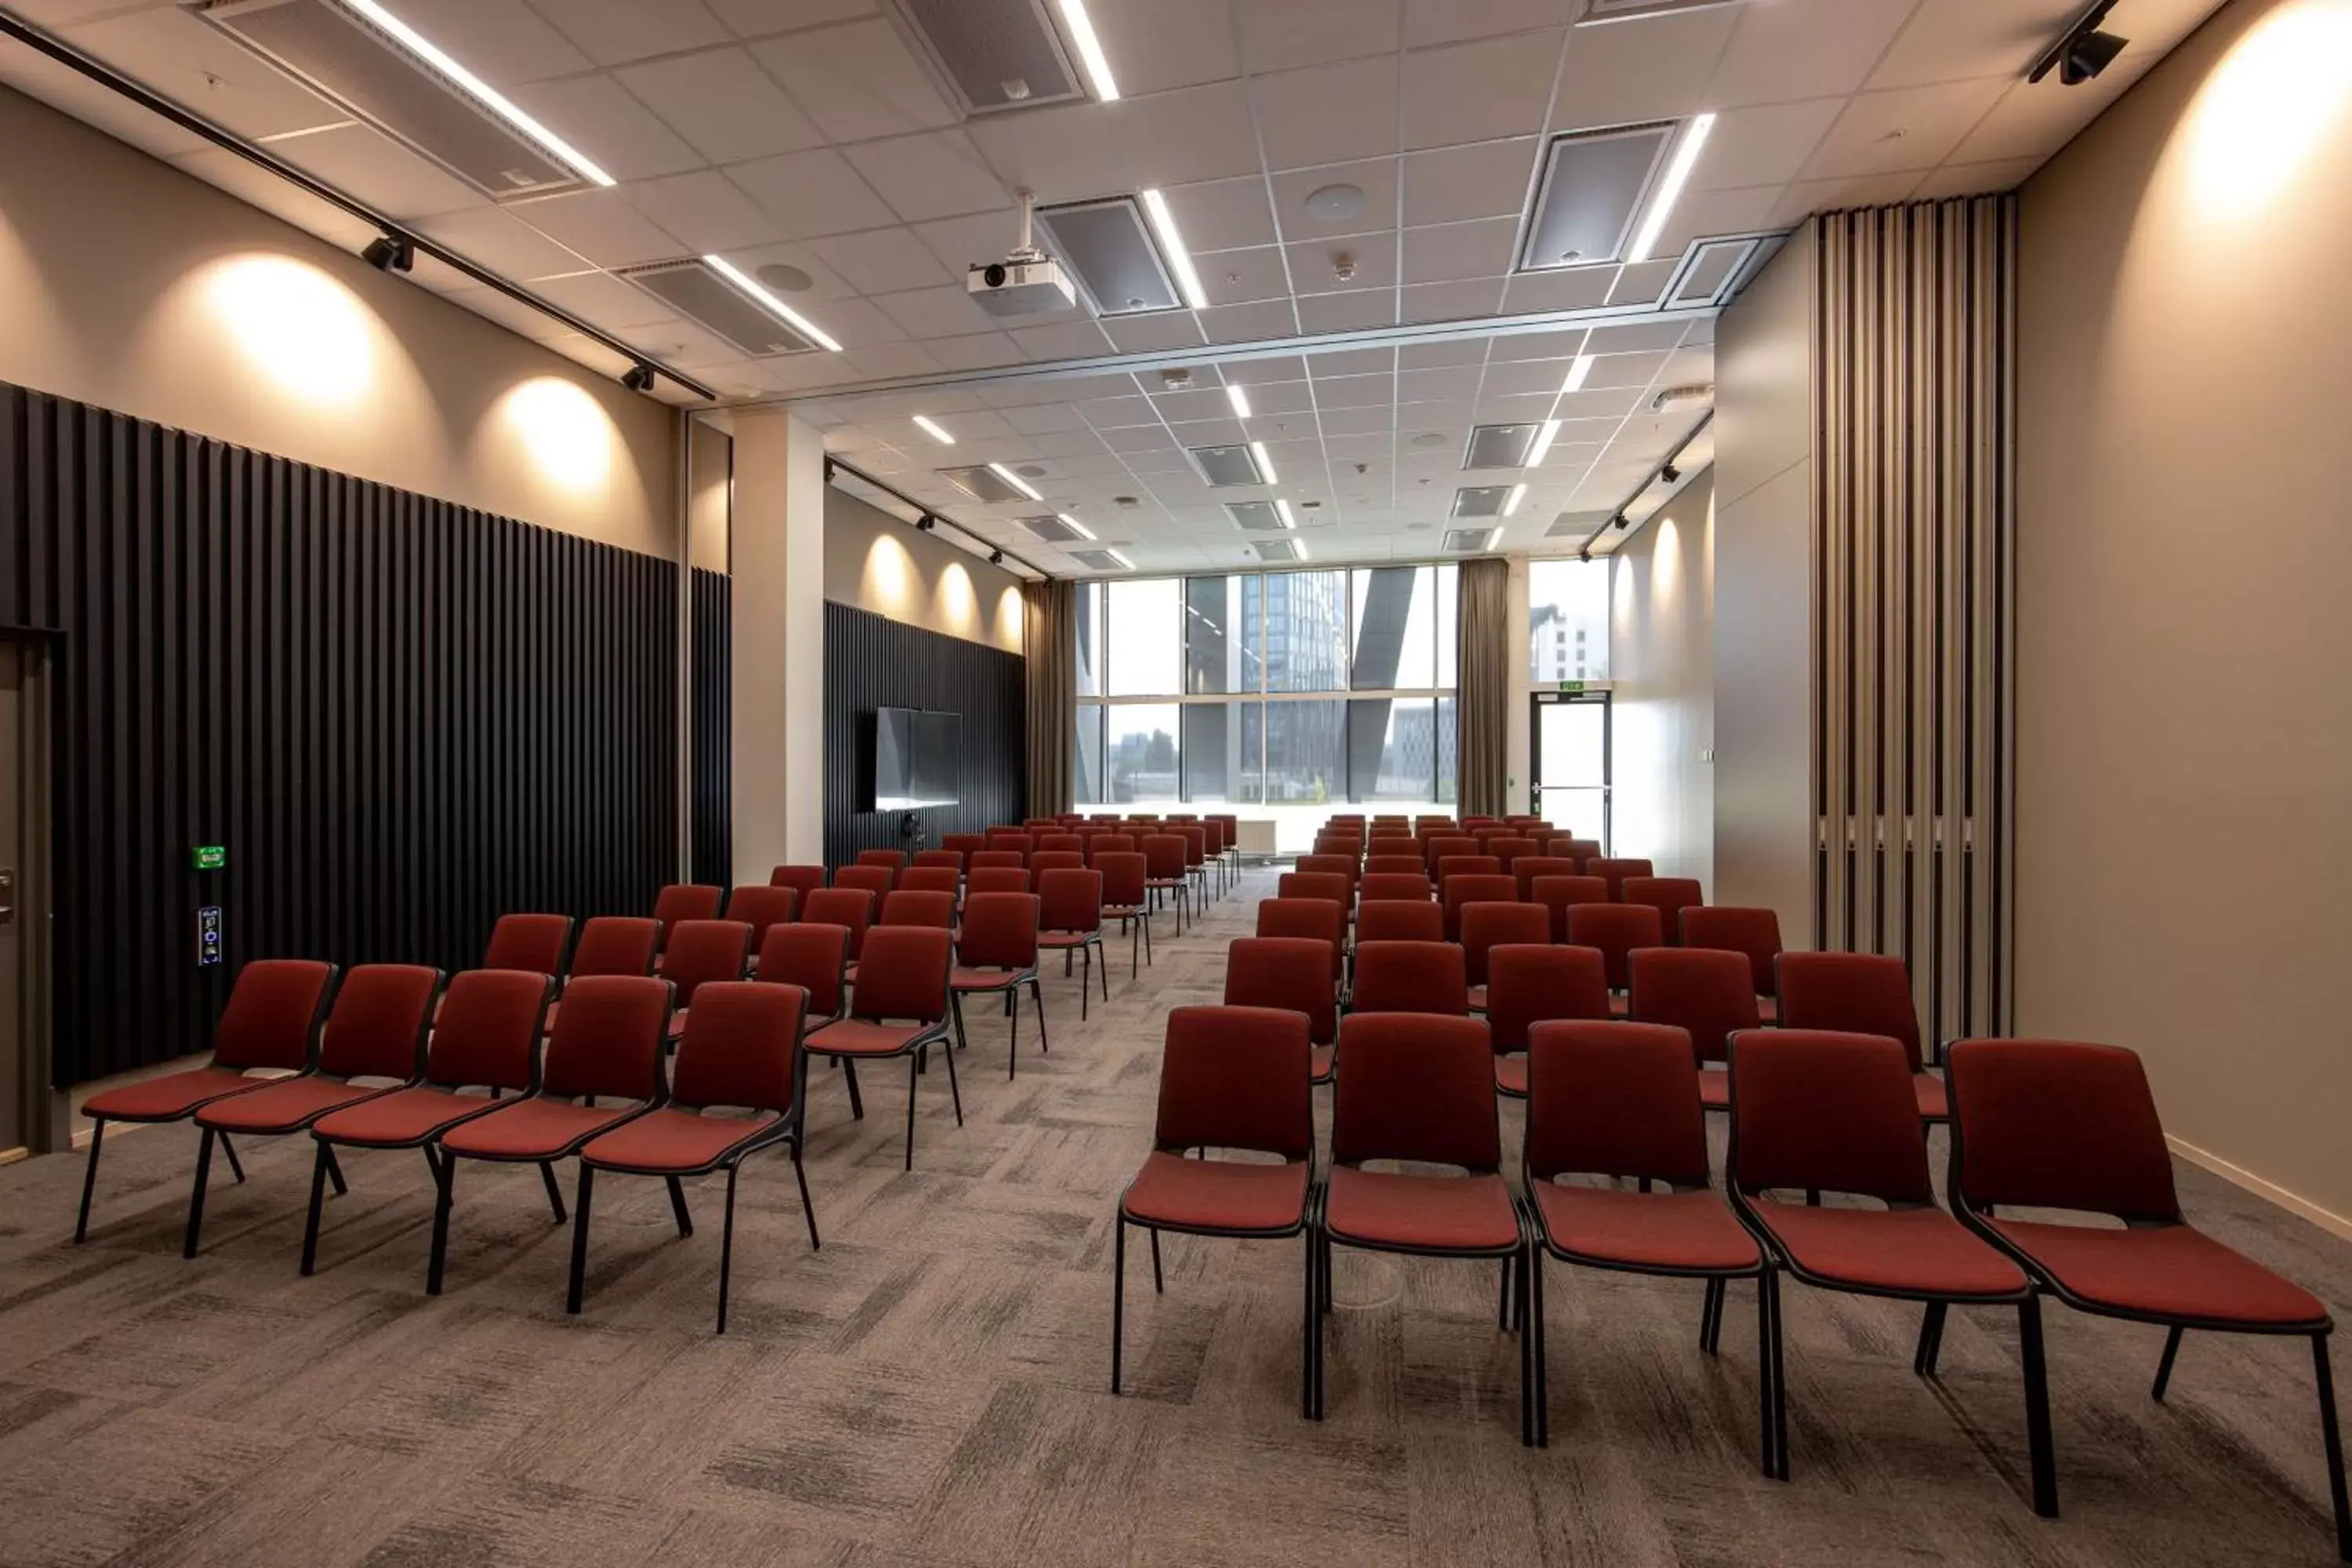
2183, 1, 2352, 218
988, 461, 1044, 500
863, 534, 915, 613
1653, 516, 1681, 598
1629, 112, 1715, 263
1140, 189, 1207, 309
913, 414, 955, 444
206, 255, 374, 405
1525, 419, 1563, 467
502, 376, 614, 492
702, 254, 842, 350
938, 561, 977, 627
1226, 384, 1252, 418
1249, 440, 1277, 483
337, 0, 615, 186
1562, 354, 1595, 393
1503, 482, 1528, 517
1274, 497, 1297, 529
1056, 0, 1121, 101
1060, 512, 1097, 539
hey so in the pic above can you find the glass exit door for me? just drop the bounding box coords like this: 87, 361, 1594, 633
1530, 691, 1610, 848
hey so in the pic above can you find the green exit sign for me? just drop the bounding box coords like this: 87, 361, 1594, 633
1558, 681, 1585, 695
192, 844, 226, 871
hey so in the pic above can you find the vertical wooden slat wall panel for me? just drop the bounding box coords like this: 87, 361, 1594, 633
1811, 197, 2018, 1044
0, 379, 697, 1085
689, 568, 731, 886
822, 602, 1024, 871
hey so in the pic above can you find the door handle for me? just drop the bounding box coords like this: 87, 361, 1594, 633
0, 867, 13, 924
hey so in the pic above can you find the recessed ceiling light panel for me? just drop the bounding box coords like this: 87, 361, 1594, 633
1036, 198, 1181, 315
940, 465, 1027, 503
895, 0, 1089, 114
1190, 445, 1266, 487
1519, 123, 1675, 272
1464, 423, 1542, 470
1452, 485, 1515, 518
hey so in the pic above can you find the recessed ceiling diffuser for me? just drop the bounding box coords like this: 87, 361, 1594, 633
1189, 445, 1269, 487
1442, 527, 1502, 553
1225, 500, 1287, 532
1018, 514, 1087, 543
939, 465, 1029, 503
1452, 485, 1515, 518
1036, 197, 1181, 315
1070, 547, 1134, 571
1253, 537, 1302, 563
1518, 123, 1675, 272
620, 259, 822, 357
1464, 423, 1543, 470
893, 0, 1090, 114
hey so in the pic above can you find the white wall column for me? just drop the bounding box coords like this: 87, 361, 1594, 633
730, 408, 827, 877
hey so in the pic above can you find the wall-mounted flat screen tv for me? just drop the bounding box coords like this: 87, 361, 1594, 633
873, 707, 961, 809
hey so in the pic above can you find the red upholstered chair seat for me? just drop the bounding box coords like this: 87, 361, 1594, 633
310, 1086, 497, 1146
1493, 1055, 1527, 1096
1322, 1167, 1519, 1252
577, 1107, 779, 1174
1699, 1067, 1728, 1108
1987, 1218, 2328, 1325
1912, 1073, 1948, 1119
1309, 1044, 1334, 1084
807, 1018, 938, 1056
951, 964, 1029, 992
439, 1098, 639, 1160
194, 1076, 388, 1133
85, 1068, 276, 1122
1532, 1185, 1762, 1274
1038, 931, 1091, 949
1750, 1201, 2028, 1298
1121, 1151, 1310, 1234
1466, 985, 1487, 1013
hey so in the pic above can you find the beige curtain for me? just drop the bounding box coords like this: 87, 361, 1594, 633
1022, 578, 1074, 818
1454, 557, 1508, 818
1813, 195, 2017, 1040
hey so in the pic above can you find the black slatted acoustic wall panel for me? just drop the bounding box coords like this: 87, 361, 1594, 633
690, 567, 731, 885
822, 601, 1023, 869
0, 381, 684, 1085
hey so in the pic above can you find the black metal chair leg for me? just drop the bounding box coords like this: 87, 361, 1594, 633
540, 1161, 568, 1223
2312, 1333, 2350, 1563
2020, 1294, 2059, 1518
566, 1166, 595, 1315
1533, 1243, 1550, 1447
666, 1174, 693, 1237
2152, 1324, 2184, 1400
299, 1142, 331, 1276
1111, 1217, 1127, 1395
182, 1127, 216, 1259
1760, 1266, 1787, 1479
322, 1144, 348, 1197
716, 1163, 739, 1335
1701, 1277, 1726, 1354
74, 1120, 103, 1243
220, 1132, 247, 1183
842, 1058, 864, 1120
1032, 978, 1050, 1054
1300, 1224, 1315, 1417
1915, 1300, 1948, 1376
426, 1152, 456, 1296
1150, 1228, 1163, 1293
1096, 938, 1109, 1002
1079, 946, 1090, 1022
793, 1142, 819, 1250
904, 1057, 920, 1172
950, 993, 967, 1054
943, 1031, 964, 1124
1497, 1255, 1512, 1329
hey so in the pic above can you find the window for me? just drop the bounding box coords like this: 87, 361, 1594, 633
1527, 557, 1609, 682
1105, 578, 1182, 695
1105, 704, 1180, 803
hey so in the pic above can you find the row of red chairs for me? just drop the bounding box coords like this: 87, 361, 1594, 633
1111, 1006, 2349, 1557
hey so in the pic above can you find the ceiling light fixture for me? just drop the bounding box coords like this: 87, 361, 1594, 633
1249, 440, 1276, 484
1105, 547, 1136, 569
913, 414, 955, 444
1292, 538, 1309, 561
1563, 354, 1595, 392
915, 514, 935, 531
1525, 419, 1563, 467
1660, 463, 1682, 484
336, 0, 616, 186
1504, 483, 1528, 517
989, 549, 1005, 564
1059, 512, 1097, 540
701, 255, 842, 351
1628, 111, 1716, 263
989, 462, 1044, 501
1227, 384, 1252, 418
361, 233, 414, 273
2029, 1, 2129, 85
620, 364, 655, 394
1274, 498, 1297, 529
1139, 188, 1207, 310
1055, 0, 1121, 102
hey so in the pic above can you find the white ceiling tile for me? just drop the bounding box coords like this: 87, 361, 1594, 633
870, 283, 1007, 339
727, 148, 898, 238
1399, 278, 1503, 325
414, 205, 593, 281
1012, 320, 1116, 361
782, 293, 903, 348
0, 46, 208, 160
615, 48, 825, 165
1102, 424, 1179, 454
1552, 5, 1737, 131
1313, 343, 1392, 376
1225, 377, 1317, 415
1766, 171, 1927, 224
623, 169, 789, 252
504, 74, 707, 182
1315, 373, 1396, 410
1318, 404, 1394, 437
531, 269, 678, 330
1236, 0, 1401, 71
1270, 159, 1403, 241
1869, 0, 2083, 89
1198, 299, 1301, 343
1499, 265, 1616, 313
382, 0, 595, 83
1399, 337, 1490, 369
1116, 82, 1268, 187
64, 8, 344, 140
1085, 0, 1243, 94
1196, 246, 1294, 307
264, 123, 482, 220
1647, 183, 1784, 256
1152, 386, 1235, 422
1250, 55, 1400, 172
438, 283, 583, 342
911, 210, 1033, 275
1156, 178, 1280, 253
927, 332, 1029, 370
806, 227, 956, 294
510, 187, 685, 267
1581, 348, 1669, 390
1800, 78, 2012, 180
627, 317, 753, 369
1579, 318, 1685, 354
1707, 0, 1920, 107
1690, 98, 1847, 191
1402, 32, 1564, 151
1403, 0, 1575, 47
845, 340, 945, 378
844, 130, 1010, 222
707, 0, 880, 38
1163, 416, 1248, 447
1477, 356, 1575, 397
1296, 290, 1400, 332
1402, 138, 1539, 227
1286, 235, 1399, 293
1003, 402, 1091, 435
1031, 429, 1112, 459
525, 0, 730, 63
1947, 59, 2153, 165
1908, 157, 2043, 199
1605, 258, 1676, 306
750, 19, 958, 141
965, 102, 1132, 204
1399, 365, 1480, 401
1489, 327, 1587, 360
1400, 216, 1519, 285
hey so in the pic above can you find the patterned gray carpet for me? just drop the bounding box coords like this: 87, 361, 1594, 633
2, 867, 2346, 1566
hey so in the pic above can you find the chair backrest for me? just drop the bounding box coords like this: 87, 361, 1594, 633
913, 849, 963, 872
212, 958, 339, 1073
1028, 850, 1084, 886
1036, 833, 1084, 855
756, 922, 848, 1018
1087, 833, 1136, 861
428, 969, 553, 1092
878, 889, 956, 930
897, 866, 960, 898
1094, 851, 1147, 907
543, 975, 671, 1102
1165, 813, 1200, 824
1363, 855, 1424, 877
1424, 834, 1479, 872
1358, 871, 1434, 904
1566, 902, 1663, 990
1356, 899, 1446, 945
1530, 875, 1611, 942
1179, 826, 1207, 869
1485, 944, 1611, 1051
856, 849, 908, 877
800, 888, 873, 957
1776, 951, 1923, 1070
1486, 837, 1540, 870
1200, 819, 1225, 857
1036, 867, 1103, 933
1142, 834, 1187, 878
1225, 937, 1338, 1045
969, 849, 1025, 872
1560, 838, 1604, 869
938, 833, 987, 862
1629, 946, 1759, 1065
1157, 1005, 1315, 1159
482, 913, 573, 975
1459, 902, 1552, 986
1367, 836, 1418, 859
1679, 906, 1784, 996
833, 864, 895, 900
568, 916, 659, 979
319, 964, 442, 1080
768, 864, 827, 896
1256, 897, 1346, 979
1440, 873, 1520, 942
653, 883, 725, 932
1332, 1014, 1499, 1172
664, 920, 755, 1006
1946, 1039, 2182, 1223
1623, 877, 1704, 942
1434, 854, 1503, 885
1349, 940, 1468, 1015
851, 925, 952, 1023
673, 982, 808, 1115
1525, 1021, 1711, 1187
1296, 854, 1357, 885
987, 830, 1036, 854
1278, 870, 1352, 908
1511, 856, 1576, 902
723, 885, 799, 953
957, 891, 1040, 970
1586, 858, 1653, 899
964, 866, 1031, 898
1728, 1029, 1933, 1204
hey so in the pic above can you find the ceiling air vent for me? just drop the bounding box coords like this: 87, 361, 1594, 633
1018, 514, 1088, 543
1575, 0, 1745, 23
1442, 527, 1501, 554
1667, 237, 1759, 307
619, 260, 818, 358
197, 0, 583, 200
1252, 538, 1301, 563
1190, 445, 1269, 488
1519, 123, 1675, 272
1464, 423, 1543, 470
1452, 485, 1514, 518
1069, 547, 1134, 572
939, 466, 1031, 503
894, 0, 1086, 114
1225, 501, 1288, 532
1037, 198, 1181, 315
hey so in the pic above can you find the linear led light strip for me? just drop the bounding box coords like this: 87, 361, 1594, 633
913, 415, 954, 445
339, 0, 615, 187
1525, 419, 1563, 467
988, 462, 1044, 501
1056, 0, 1120, 101
1628, 112, 1716, 263
1504, 483, 1528, 517
1140, 189, 1207, 310
1249, 440, 1277, 484
1563, 354, 1595, 393
702, 255, 843, 352
1059, 512, 1096, 540
1227, 385, 1252, 418
1104, 548, 1135, 569
1274, 498, 1297, 529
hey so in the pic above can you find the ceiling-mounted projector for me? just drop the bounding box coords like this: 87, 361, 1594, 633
967, 187, 1078, 317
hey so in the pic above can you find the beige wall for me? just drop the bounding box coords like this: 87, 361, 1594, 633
0, 85, 675, 557
1711, 227, 1816, 941
1609, 470, 1716, 889
731, 409, 828, 877
2016, 0, 2352, 1230
824, 488, 1026, 655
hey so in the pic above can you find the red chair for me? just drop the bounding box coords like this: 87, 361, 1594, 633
801, 888, 874, 964
1522, 1020, 1766, 1450
855, 849, 908, 883
482, 914, 574, 975
833, 864, 894, 902
654, 882, 724, 931
897, 866, 960, 899
1359, 872, 1433, 904
878, 889, 956, 931
1486, 837, 1540, 873
969, 849, 1025, 873
1363, 855, 1424, 877
1225, 937, 1338, 1083
1947, 1039, 2347, 1555
568, 916, 660, 980
964, 866, 1029, 898
1314, 1013, 1528, 1435
1484, 945, 1610, 1096
1348, 940, 1469, 1016
1624, 877, 1704, 943
1087, 833, 1137, 862
662, 920, 757, 1036
1142, 834, 1192, 935
1356, 899, 1445, 946
1296, 853, 1358, 885
1097, 851, 1152, 977
806, 925, 957, 1170
1278, 872, 1353, 918
572, 982, 818, 1330
183, 964, 442, 1258
1777, 951, 1946, 1119
938, 833, 986, 868
1424, 834, 1479, 874
757, 922, 848, 1026
1586, 858, 1653, 901
1208, 812, 1242, 875
1037, 867, 1109, 1020
1554, 837, 1603, 869
1460, 902, 1551, 1010
1028, 849, 1084, 887
1200, 818, 1229, 895
302, 968, 552, 1277
1510, 856, 1575, 902
1441, 873, 1519, 942
1726, 1028, 2049, 1497
1530, 874, 1611, 942
1258, 897, 1346, 989
987, 830, 1035, 855
1567, 902, 1661, 1010
768, 864, 827, 897
1630, 947, 1760, 1111
1435, 854, 1503, 885
952, 891, 1047, 1080
1681, 906, 1784, 1022
1036, 833, 1083, 855
74, 959, 336, 1244
723, 886, 799, 956
912, 849, 963, 873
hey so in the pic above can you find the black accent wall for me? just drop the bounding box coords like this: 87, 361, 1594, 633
822, 601, 1022, 869
0, 380, 701, 1085
690, 567, 731, 885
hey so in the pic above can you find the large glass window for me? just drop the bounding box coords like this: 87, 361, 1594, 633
1184, 575, 1243, 694
1075, 581, 1105, 698
1105, 578, 1182, 696
1105, 704, 1180, 803
1527, 558, 1609, 683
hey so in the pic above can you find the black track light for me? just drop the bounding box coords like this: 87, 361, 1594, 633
1660, 463, 1681, 485
361, 234, 414, 274
1611, 514, 1629, 531
823, 458, 837, 483
916, 514, 935, 531
989, 549, 1004, 565
621, 364, 656, 394
2029, 2, 2128, 86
